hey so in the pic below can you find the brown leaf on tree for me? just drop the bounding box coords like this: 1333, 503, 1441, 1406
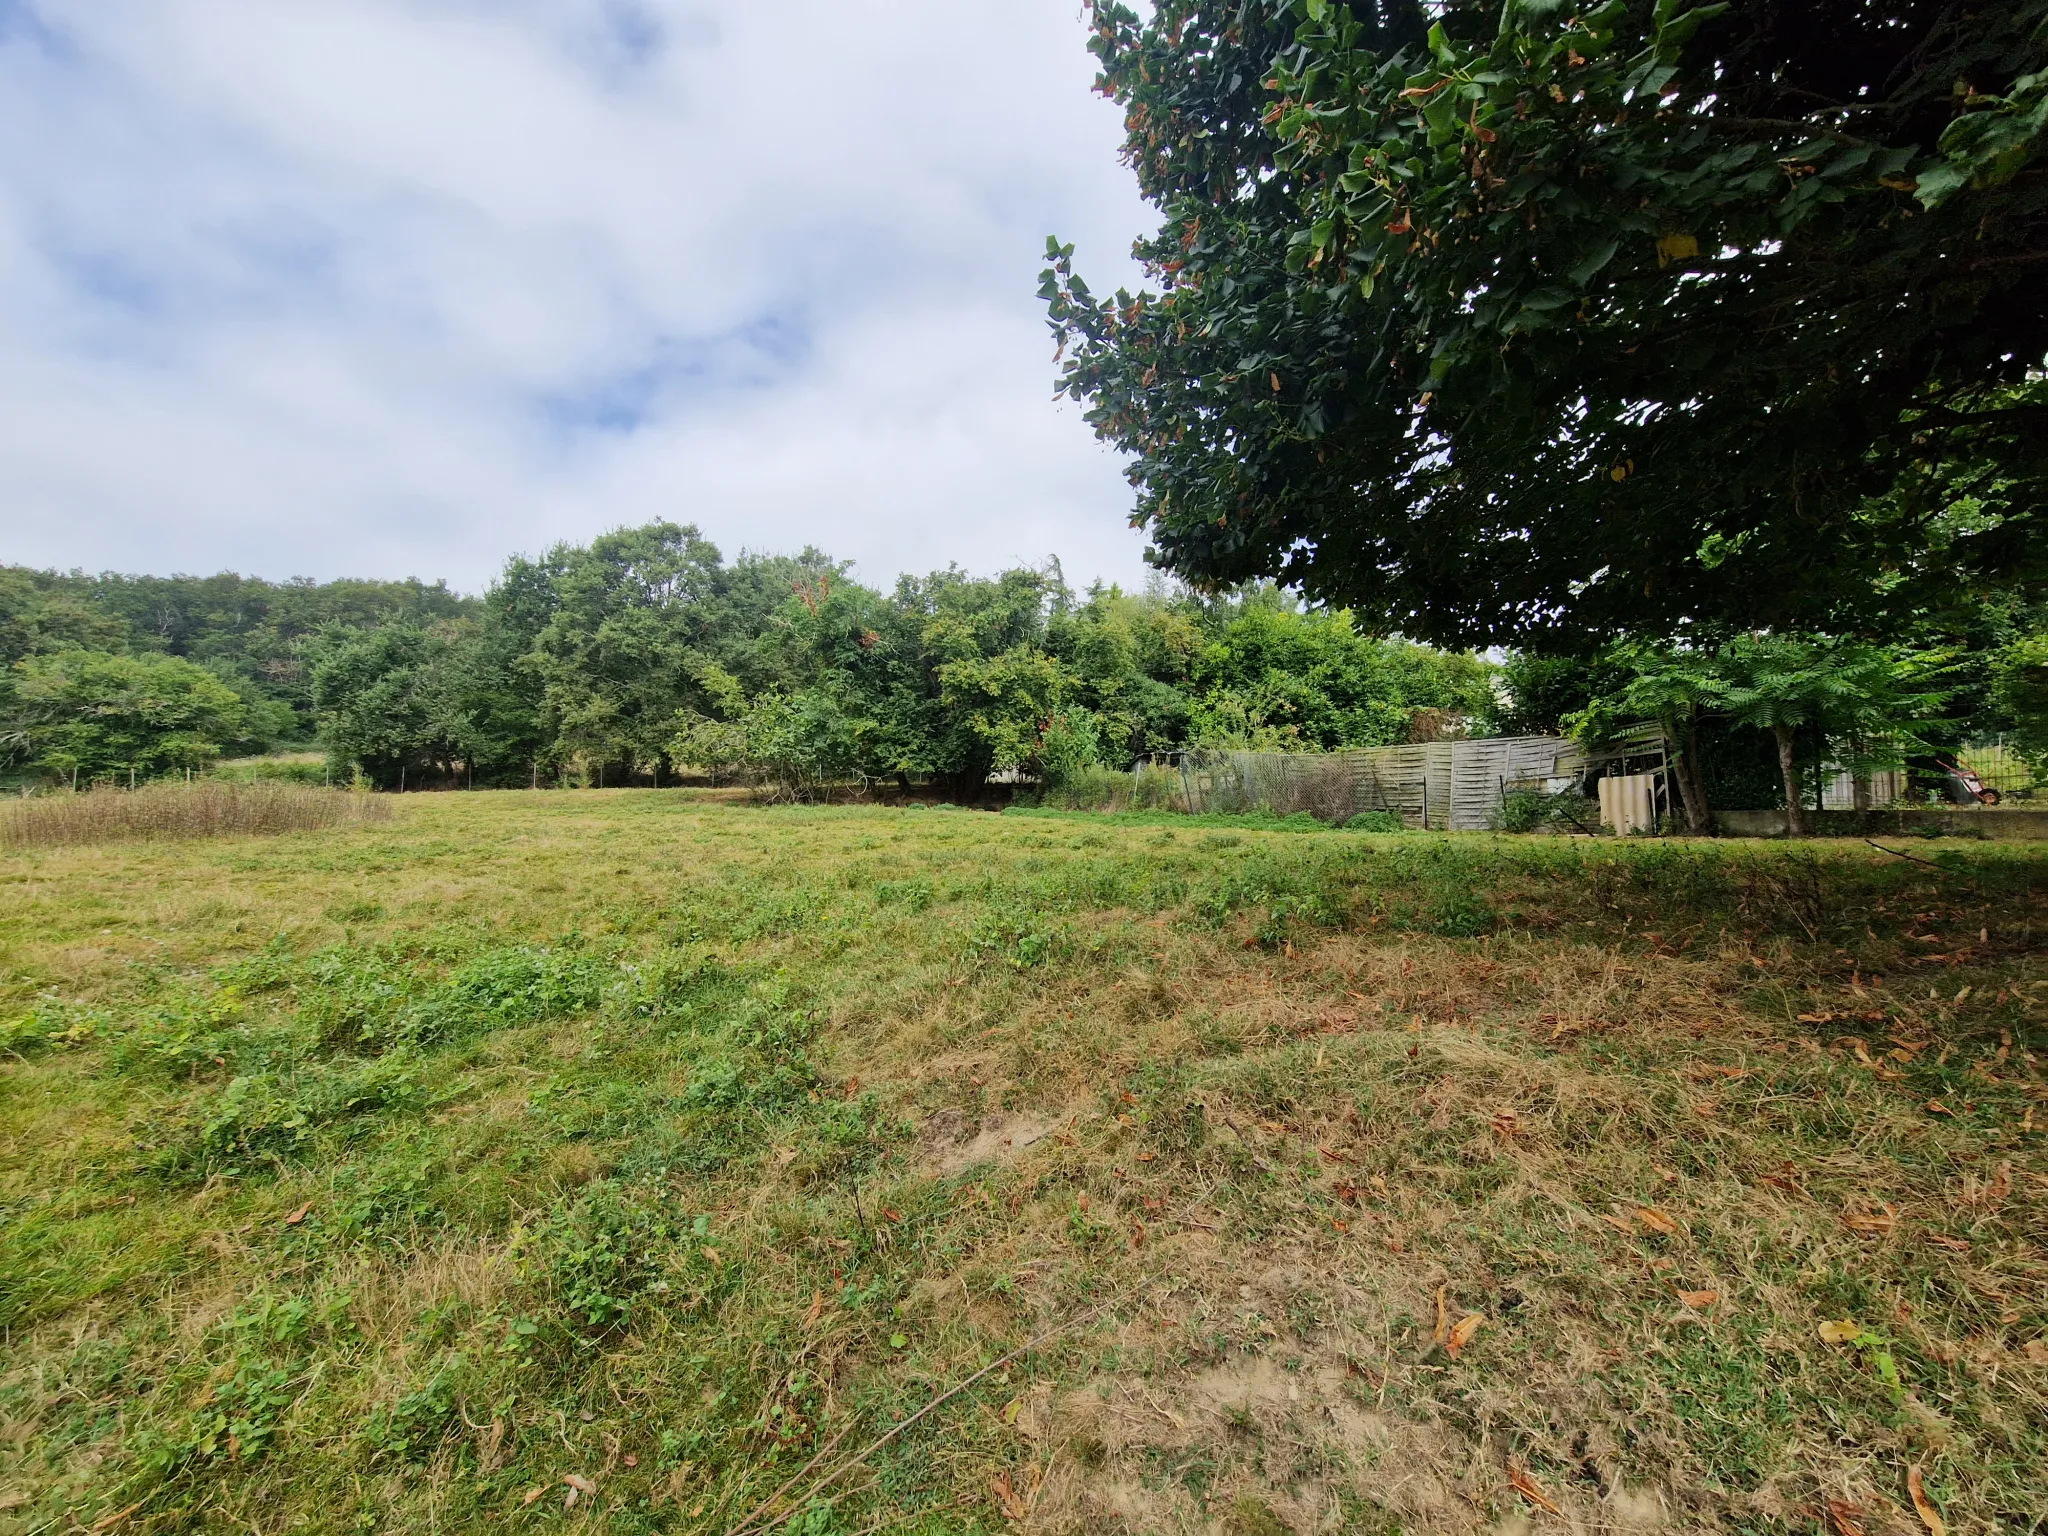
1507, 1464, 1562, 1515
1447, 1314, 1486, 1357
1635, 1206, 1681, 1235
1907, 1466, 1946, 1536
1826, 1499, 1868, 1536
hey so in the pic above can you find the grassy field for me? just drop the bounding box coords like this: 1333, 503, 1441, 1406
0, 792, 2043, 1536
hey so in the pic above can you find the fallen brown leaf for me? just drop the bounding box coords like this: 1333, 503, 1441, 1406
89, 1502, 145, 1532
1601, 1211, 1638, 1234
520, 1486, 548, 1507
803, 1290, 823, 1328
991, 1472, 1029, 1521
1433, 1284, 1450, 1344
1635, 1206, 1681, 1235
1447, 1313, 1486, 1357
1507, 1464, 1562, 1516
1827, 1499, 1867, 1536
1842, 1208, 1897, 1236
1907, 1466, 1945, 1536
283, 1202, 312, 1227
1676, 1289, 1720, 1308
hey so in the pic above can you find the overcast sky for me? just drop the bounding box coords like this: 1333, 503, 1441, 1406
0, 1, 1157, 595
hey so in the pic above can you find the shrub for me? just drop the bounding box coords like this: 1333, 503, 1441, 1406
1488, 789, 1582, 834
0, 782, 389, 848
1344, 810, 1405, 832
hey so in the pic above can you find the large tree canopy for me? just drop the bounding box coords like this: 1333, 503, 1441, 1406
1044, 0, 2048, 648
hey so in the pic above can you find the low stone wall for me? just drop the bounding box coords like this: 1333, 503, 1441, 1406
1716, 809, 2048, 841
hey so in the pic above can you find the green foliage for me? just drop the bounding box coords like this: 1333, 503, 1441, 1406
521, 1182, 674, 1334
4, 649, 253, 781
1993, 633, 2048, 768
0, 563, 468, 741
1044, 0, 2048, 647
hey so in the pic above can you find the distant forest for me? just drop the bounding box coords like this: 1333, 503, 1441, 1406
0, 524, 1501, 794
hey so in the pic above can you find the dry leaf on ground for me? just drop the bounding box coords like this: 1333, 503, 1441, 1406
1907, 1466, 1946, 1536
1635, 1206, 1682, 1235
283, 1203, 312, 1227
1676, 1289, 1720, 1308
1843, 1208, 1898, 1235
1447, 1313, 1486, 1357
1508, 1464, 1563, 1515
89, 1503, 145, 1532
1434, 1283, 1450, 1343
991, 1472, 1029, 1521
1826, 1499, 1868, 1536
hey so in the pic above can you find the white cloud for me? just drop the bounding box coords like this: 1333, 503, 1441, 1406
0, 0, 1155, 591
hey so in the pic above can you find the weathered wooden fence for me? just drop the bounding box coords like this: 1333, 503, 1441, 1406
1162, 726, 1668, 830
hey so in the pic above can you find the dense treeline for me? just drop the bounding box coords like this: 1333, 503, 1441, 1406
0, 524, 1494, 793
5, 521, 2042, 816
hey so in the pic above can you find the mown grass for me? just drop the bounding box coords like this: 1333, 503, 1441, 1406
0, 793, 2042, 1536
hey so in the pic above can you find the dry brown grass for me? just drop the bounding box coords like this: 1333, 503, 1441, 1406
0, 780, 390, 848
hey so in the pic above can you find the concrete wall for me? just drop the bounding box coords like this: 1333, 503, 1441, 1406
1716, 809, 2048, 840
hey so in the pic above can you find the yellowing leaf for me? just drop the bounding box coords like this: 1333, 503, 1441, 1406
1655, 232, 1700, 265
1907, 1466, 1945, 1536
1818, 1319, 1863, 1344
1447, 1313, 1486, 1357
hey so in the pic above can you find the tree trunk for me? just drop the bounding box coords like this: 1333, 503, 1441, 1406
1773, 724, 1805, 837
1670, 709, 1713, 835
1852, 774, 1872, 812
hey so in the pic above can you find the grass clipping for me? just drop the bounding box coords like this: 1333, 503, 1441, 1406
0, 780, 390, 848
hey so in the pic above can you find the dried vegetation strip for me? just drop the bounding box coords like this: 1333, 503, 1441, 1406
0, 793, 2040, 1536
0, 780, 389, 848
